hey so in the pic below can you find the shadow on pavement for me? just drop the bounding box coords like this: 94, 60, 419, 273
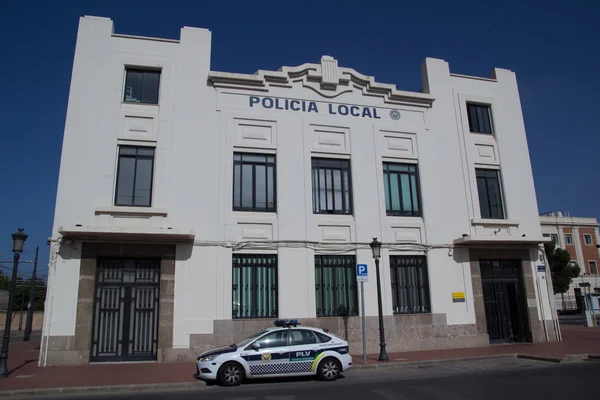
195, 374, 348, 388
242, 374, 346, 387
8, 359, 36, 375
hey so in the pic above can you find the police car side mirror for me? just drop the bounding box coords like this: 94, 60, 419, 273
250, 343, 260, 351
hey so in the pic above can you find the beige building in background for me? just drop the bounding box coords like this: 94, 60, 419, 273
540, 211, 600, 311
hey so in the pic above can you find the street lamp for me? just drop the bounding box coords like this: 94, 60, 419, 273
370, 237, 388, 362
0, 228, 28, 378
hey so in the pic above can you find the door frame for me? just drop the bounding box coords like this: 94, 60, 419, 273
90, 258, 161, 362
480, 259, 531, 344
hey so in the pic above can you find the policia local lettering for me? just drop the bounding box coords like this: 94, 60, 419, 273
249, 96, 381, 119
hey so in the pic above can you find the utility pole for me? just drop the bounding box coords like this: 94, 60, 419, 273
23, 246, 38, 342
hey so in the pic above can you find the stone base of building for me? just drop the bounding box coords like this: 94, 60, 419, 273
182, 314, 489, 363
42, 314, 560, 365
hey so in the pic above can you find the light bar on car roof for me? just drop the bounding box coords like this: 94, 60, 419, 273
274, 319, 301, 327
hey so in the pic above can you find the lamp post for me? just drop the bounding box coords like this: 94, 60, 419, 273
370, 237, 388, 362
0, 228, 28, 378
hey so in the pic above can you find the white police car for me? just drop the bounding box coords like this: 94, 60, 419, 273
195, 319, 353, 386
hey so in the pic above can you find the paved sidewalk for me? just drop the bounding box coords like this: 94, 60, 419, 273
0, 325, 598, 397
355, 325, 600, 365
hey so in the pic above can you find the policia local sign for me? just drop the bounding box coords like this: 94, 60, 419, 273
248, 95, 401, 121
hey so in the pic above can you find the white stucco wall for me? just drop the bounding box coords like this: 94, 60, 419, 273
45, 16, 554, 347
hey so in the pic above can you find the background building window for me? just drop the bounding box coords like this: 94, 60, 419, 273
476, 169, 505, 219
314, 255, 358, 317
467, 103, 493, 134
115, 146, 154, 207
123, 68, 160, 104
565, 233, 573, 245
232, 254, 278, 319
383, 163, 421, 217
390, 255, 431, 314
584, 234, 593, 245
551, 234, 558, 244
311, 158, 352, 214
233, 153, 276, 212
589, 261, 598, 275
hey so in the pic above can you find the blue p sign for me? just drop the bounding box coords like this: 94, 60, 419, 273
356, 264, 368, 282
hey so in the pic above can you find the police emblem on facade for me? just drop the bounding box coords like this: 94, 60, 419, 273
261, 352, 272, 362
389, 109, 401, 121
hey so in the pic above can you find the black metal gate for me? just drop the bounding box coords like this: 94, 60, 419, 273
91, 259, 160, 362
480, 259, 530, 344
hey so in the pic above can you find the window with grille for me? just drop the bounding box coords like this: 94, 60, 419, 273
314, 255, 358, 317
233, 153, 276, 212
232, 254, 278, 319
467, 103, 493, 134
311, 158, 352, 214
390, 256, 431, 314
115, 146, 155, 207
476, 169, 505, 219
383, 163, 421, 216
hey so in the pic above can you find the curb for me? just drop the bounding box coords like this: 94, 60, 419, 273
0, 382, 209, 399
516, 354, 563, 363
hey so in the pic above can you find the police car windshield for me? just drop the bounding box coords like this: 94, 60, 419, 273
235, 330, 267, 347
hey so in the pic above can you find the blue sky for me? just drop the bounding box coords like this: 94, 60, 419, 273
1, 0, 598, 277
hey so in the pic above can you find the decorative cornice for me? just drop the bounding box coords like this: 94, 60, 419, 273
208, 56, 435, 108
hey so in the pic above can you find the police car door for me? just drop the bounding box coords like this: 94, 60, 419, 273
288, 329, 320, 375
244, 330, 290, 377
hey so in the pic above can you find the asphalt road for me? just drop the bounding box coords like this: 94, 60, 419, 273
39, 358, 600, 400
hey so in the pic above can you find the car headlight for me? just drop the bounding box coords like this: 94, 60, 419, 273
199, 354, 216, 362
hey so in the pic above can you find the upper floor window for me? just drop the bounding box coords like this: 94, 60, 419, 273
123, 68, 160, 104
589, 261, 598, 275
551, 234, 558, 244
311, 158, 352, 215
467, 103, 493, 134
475, 169, 505, 219
383, 163, 421, 217
233, 153, 276, 212
584, 234, 593, 245
115, 146, 154, 207
565, 233, 573, 245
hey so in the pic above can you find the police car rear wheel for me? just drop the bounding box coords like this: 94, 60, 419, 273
218, 362, 244, 386
317, 358, 341, 381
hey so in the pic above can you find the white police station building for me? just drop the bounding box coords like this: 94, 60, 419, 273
40, 16, 559, 366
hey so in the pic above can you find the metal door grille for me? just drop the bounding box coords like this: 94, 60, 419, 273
91, 259, 160, 362
480, 259, 529, 343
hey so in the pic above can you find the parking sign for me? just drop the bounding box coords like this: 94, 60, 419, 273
356, 264, 368, 282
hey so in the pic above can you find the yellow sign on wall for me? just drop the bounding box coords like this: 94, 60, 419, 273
452, 292, 466, 303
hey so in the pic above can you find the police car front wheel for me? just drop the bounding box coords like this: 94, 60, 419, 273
218, 361, 245, 387
317, 358, 341, 381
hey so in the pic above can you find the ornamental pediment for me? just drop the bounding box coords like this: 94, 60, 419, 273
208, 56, 434, 108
